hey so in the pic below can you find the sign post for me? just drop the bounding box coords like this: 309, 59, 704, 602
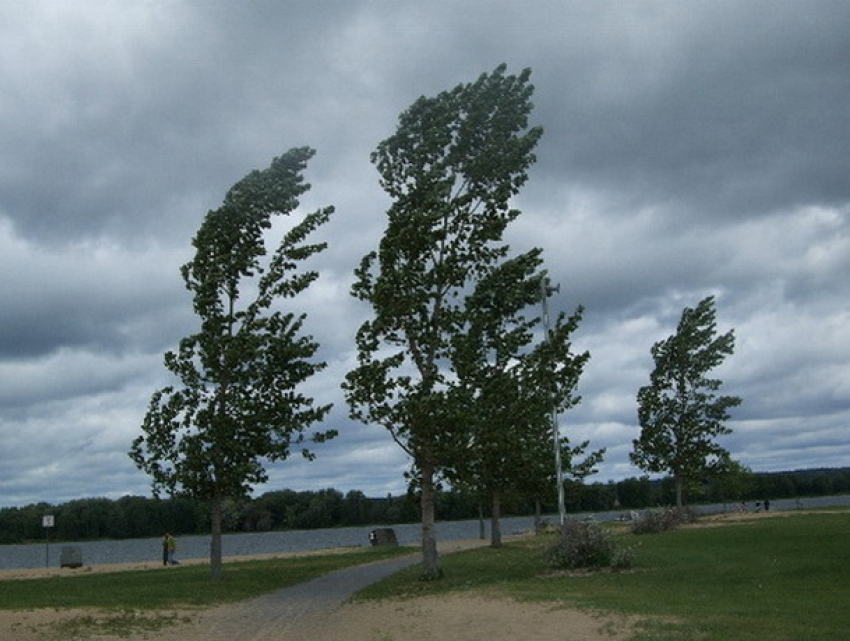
42, 515, 55, 568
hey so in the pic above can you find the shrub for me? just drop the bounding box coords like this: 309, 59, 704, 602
545, 520, 634, 570
631, 507, 698, 535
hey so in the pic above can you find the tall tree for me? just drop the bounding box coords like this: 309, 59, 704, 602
449, 252, 540, 548
130, 147, 335, 579
631, 296, 742, 508
511, 305, 602, 529
343, 65, 543, 578
450, 259, 592, 547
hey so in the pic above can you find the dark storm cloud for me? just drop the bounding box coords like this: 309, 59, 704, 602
0, 223, 192, 359
1, 1, 848, 507
0, 2, 364, 244
529, 1, 850, 222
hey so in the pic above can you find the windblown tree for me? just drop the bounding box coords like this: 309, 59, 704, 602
518, 436, 606, 531
512, 301, 602, 527
448, 252, 541, 548
343, 65, 543, 578
451, 257, 593, 547
631, 296, 742, 509
130, 147, 335, 579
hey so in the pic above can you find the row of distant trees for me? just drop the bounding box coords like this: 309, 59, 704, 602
2, 468, 846, 545
570, 467, 850, 513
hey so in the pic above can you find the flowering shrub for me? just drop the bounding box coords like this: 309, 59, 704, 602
631, 507, 698, 535
545, 520, 634, 570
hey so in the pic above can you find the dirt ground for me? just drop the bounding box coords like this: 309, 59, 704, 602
0, 595, 640, 641
0, 511, 794, 641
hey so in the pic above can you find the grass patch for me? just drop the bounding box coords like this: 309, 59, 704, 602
47, 610, 192, 640
6, 513, 850, 640
0, 546, 413, 611
357, 513, 850, 641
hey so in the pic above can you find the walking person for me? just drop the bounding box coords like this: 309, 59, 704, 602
162, 533, 169, 566
166, 533, 179, 565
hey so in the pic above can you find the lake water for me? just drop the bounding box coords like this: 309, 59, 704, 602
3, 495, 848, 571
0, 515, 536, 571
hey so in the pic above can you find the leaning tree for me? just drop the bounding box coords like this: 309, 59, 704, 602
130, 147, 335, 579
631, 295, 742, 508
450, 255, 593, 547
343, 65, 543, 578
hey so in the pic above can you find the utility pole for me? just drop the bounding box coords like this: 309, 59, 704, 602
540, 275, 566, 526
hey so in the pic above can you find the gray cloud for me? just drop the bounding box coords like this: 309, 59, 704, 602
1, 1, 848, 507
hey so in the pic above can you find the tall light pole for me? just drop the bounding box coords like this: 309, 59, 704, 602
541, 275, 566, 526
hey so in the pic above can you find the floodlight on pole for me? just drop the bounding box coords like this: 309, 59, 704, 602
540, 275, 566, 526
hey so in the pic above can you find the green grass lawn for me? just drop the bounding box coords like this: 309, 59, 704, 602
357, 511, 850, 641
0, 546, 413, 611
3, 512, 848, 640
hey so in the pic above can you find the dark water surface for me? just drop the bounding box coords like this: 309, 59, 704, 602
3, 495, 847, 571
0, 516, 531, 571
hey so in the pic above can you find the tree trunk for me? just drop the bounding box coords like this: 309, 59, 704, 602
210, 492, 224, 580
419, 462, 441, 579
478, 502, 486, 540
490, 489, 502, 548
533, 498, 543, 532
675, 476, 684, 510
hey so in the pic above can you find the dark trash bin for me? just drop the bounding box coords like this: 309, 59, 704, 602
369, 528, 398, 546
60, 546, 83, 568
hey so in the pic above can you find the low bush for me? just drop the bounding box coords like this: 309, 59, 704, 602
545, 520, 633, 570
631, 507, 698, 534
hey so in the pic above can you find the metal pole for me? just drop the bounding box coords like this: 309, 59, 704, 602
541, 276, 566, 526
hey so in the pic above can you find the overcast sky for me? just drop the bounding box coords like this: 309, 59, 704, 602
1, 1, 848, 508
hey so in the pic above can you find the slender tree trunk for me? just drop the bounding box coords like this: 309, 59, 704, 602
478, 502, 486, 540
533, 498, 543, 532
675, 476, 684, 510
490, 489, 502, 548
210, 492, 224, 580
419, 460, 441, 579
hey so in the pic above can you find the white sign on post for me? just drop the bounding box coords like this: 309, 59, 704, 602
42, 515, 55, 568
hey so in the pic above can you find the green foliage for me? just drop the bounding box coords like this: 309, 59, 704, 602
707, 458, 756, 504
544, 520, 634, 570
129, 147, 335, 578
344, 64, 544, 577
131, 147, 335, 500
345, 63, 543, 462
448, 254, 593, 545
631, 296, 742, 507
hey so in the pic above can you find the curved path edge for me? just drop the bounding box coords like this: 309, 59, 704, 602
194, 553, 421, 640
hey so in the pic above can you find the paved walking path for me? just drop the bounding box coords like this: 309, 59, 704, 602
185, 539, 489, 640
197, 554, 421, 640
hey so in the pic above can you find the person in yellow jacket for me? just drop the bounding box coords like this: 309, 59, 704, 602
165, 533, 179, 565
162, 533, 169, 566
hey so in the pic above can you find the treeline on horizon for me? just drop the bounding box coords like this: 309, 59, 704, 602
1, 467, 848, 545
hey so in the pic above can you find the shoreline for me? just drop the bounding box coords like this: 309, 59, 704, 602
0, 546, 380, 581
0, 508, 828, 582
0, 537, 495, 582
